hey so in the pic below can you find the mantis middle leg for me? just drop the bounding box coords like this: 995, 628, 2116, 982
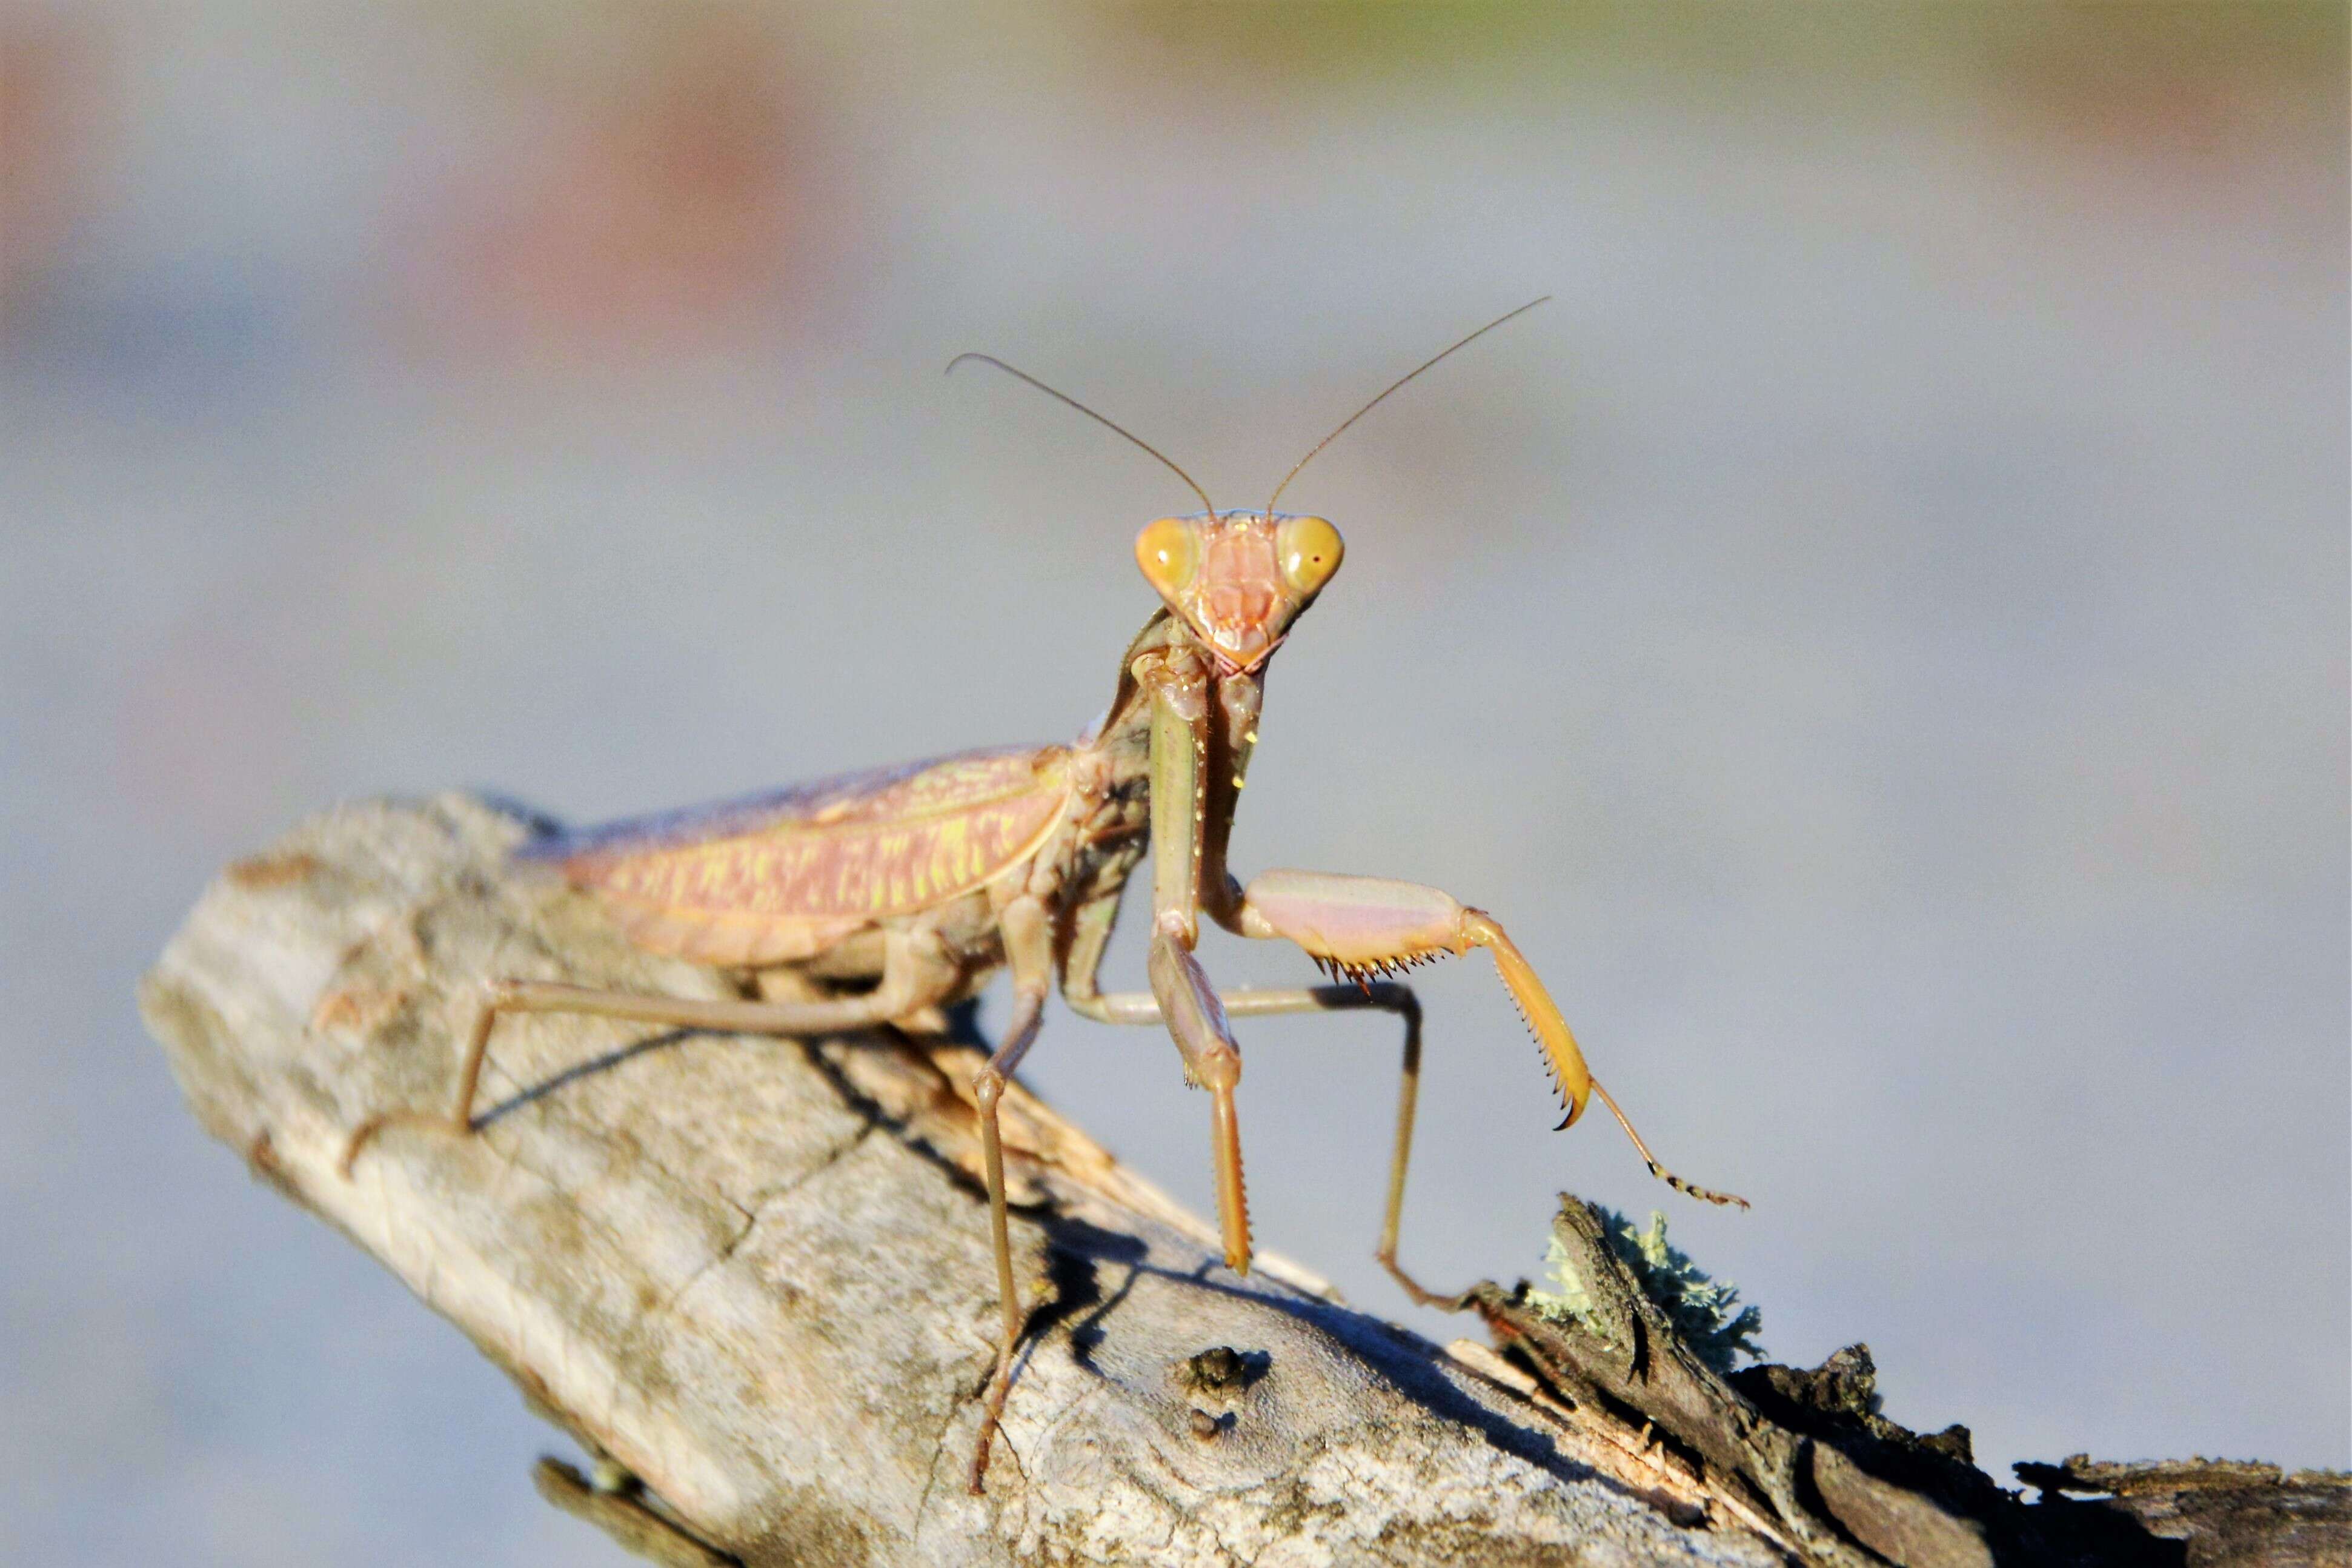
1057, 889, 1448, 1298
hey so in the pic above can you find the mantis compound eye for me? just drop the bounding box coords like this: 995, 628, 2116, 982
1136, 517, 1199, 598
1277, 516, 1344, 596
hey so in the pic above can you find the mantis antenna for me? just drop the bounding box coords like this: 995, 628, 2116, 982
1264, 296, 1552, 516
947, 352, 1218, 517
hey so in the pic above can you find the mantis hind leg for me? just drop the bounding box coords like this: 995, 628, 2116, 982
966, 895, 1053, 1495
337, 930, 962, 1176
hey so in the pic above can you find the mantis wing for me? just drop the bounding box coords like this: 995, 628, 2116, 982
515, 746, 1075, 966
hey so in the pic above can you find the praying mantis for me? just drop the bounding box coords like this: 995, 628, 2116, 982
339, 302, 1744, 1494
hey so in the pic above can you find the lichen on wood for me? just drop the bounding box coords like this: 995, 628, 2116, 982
1475, 1200, 2350, 1568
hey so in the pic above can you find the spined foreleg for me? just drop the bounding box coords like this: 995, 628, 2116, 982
1230, 869, 1747, 1221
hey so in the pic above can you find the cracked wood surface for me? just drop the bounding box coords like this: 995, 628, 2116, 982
140, 796, 1787, 1567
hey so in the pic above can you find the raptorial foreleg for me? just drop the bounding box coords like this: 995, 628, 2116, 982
1230, 869, 1746, 1211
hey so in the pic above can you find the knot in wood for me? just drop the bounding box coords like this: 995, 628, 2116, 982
1173, 1344, 1267, 1401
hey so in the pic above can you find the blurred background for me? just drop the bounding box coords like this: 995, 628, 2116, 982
3, 4, 2344, 1563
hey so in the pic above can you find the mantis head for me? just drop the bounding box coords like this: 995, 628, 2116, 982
951, 299, 1544, 677
1135, 512, 1343, 674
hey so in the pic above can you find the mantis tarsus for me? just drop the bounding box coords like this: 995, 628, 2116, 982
339, 302, 1745, 1494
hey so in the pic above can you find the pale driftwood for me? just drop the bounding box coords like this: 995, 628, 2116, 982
139, 796, 1786, 1568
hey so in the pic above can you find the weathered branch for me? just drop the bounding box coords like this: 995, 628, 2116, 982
139, 796, 1783, 1567
139, 796, 2346, 1567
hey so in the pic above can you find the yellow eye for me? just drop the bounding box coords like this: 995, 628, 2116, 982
1277, 516, 1344, 594
1135, 517, 1197, 598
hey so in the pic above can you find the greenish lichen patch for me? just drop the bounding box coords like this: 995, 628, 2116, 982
1527, 1208, 1764, 1374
